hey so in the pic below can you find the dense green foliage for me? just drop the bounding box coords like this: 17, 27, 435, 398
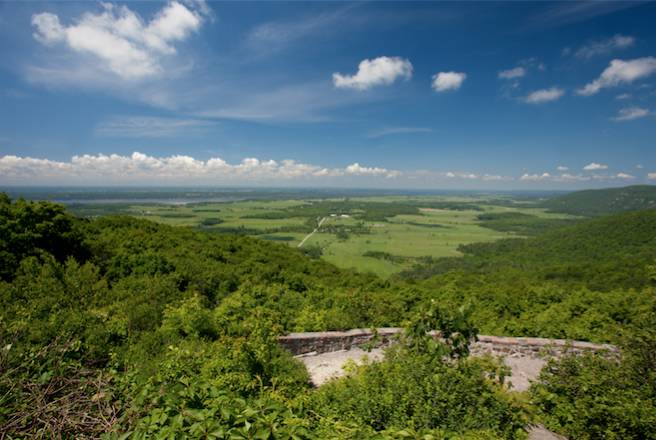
398, 210, 656, 342
531, 302, 656, 439
0, 196, 525, 438
2, 194, 656, 439
406, 209, 656, 289
542, 184, 656, 216
0, 193, 87, 280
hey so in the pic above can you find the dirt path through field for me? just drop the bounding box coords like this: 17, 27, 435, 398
297, 217, 327, 248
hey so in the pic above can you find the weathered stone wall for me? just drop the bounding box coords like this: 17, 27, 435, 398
278, 328, 617, 358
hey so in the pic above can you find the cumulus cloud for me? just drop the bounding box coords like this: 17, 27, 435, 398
616, 172, 635, 180
31, 2, 208, 80
524, 87, 565, 104
573, 34, 635, 59
557, 173, 591, 182
577, 57, 656, 96
520, 172, 552, 181
557, 165, 569, 171
498, 67, 526, 80
583, 162, 608, 171
611, 107, 650, 121
648, 173, 656, 180
431, 71, 467, 92
520, 172, 593, 183
444, 171, 478, 179
480, 174, 510, 181
332, 56, 413, 91
0, 152, 408, 184
344, 163, 400, 178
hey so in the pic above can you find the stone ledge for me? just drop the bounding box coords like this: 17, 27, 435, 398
278, 328, 618, 357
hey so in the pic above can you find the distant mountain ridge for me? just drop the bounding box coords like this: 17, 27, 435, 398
543, 185, 656, 216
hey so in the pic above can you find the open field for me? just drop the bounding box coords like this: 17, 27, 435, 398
66, 194, 577, 277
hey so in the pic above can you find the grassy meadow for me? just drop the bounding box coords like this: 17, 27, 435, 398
71, 195, 576, 277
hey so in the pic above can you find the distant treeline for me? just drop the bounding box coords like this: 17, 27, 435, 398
542, 184, 656, 216
476, 212, 579, 235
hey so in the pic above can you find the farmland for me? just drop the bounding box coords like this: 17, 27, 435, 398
68, 195, 577, 277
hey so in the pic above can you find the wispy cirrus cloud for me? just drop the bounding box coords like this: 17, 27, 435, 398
196, 81, 374, 123
577, 57, 656, 96
522, 1, 645, 31
367, 127, 433, 138
498, 66, 526, 80
611, 107, 650, 121
570, 34, 635, 59
96, 116, 213, 137
245, 3, 359, 56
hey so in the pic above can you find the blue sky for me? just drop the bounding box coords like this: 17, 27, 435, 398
1, 0, 656, 189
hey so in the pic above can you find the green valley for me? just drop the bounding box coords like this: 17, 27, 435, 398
1, 187, 655, 439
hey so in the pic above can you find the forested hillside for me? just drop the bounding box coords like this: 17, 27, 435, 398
1, 194, 655, 438
542, 184, 656, 216
399, 210, 656, 340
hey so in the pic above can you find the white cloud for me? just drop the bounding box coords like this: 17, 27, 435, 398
520, 172, 594, 183
557, 165, 569, 171
520, 172, 552, 181
31, 2, 207, 80
573, 34, 635, 59
557, 173, 591, 182
31, 13, 65, 44
611, 107, 650, 121
648, 173, 656, 180
498, 67, 526, 80
616, 172, 635, 180
345, 163, 399, 178
333, 56, 413, 91
0, 152, 408, 184
615, 93, 631, 100
431, 71, 467, 92
444, 171, 478, 179
583, 162, 608, 171
480, 174, 510, 181
577, 57, 656, 96
524, 87, 565, 104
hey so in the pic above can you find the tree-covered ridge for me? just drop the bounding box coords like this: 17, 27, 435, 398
395, 209, 656, 342
403, 209, 656, 291
542, 184, 656, 216
1, 195, 655, 438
